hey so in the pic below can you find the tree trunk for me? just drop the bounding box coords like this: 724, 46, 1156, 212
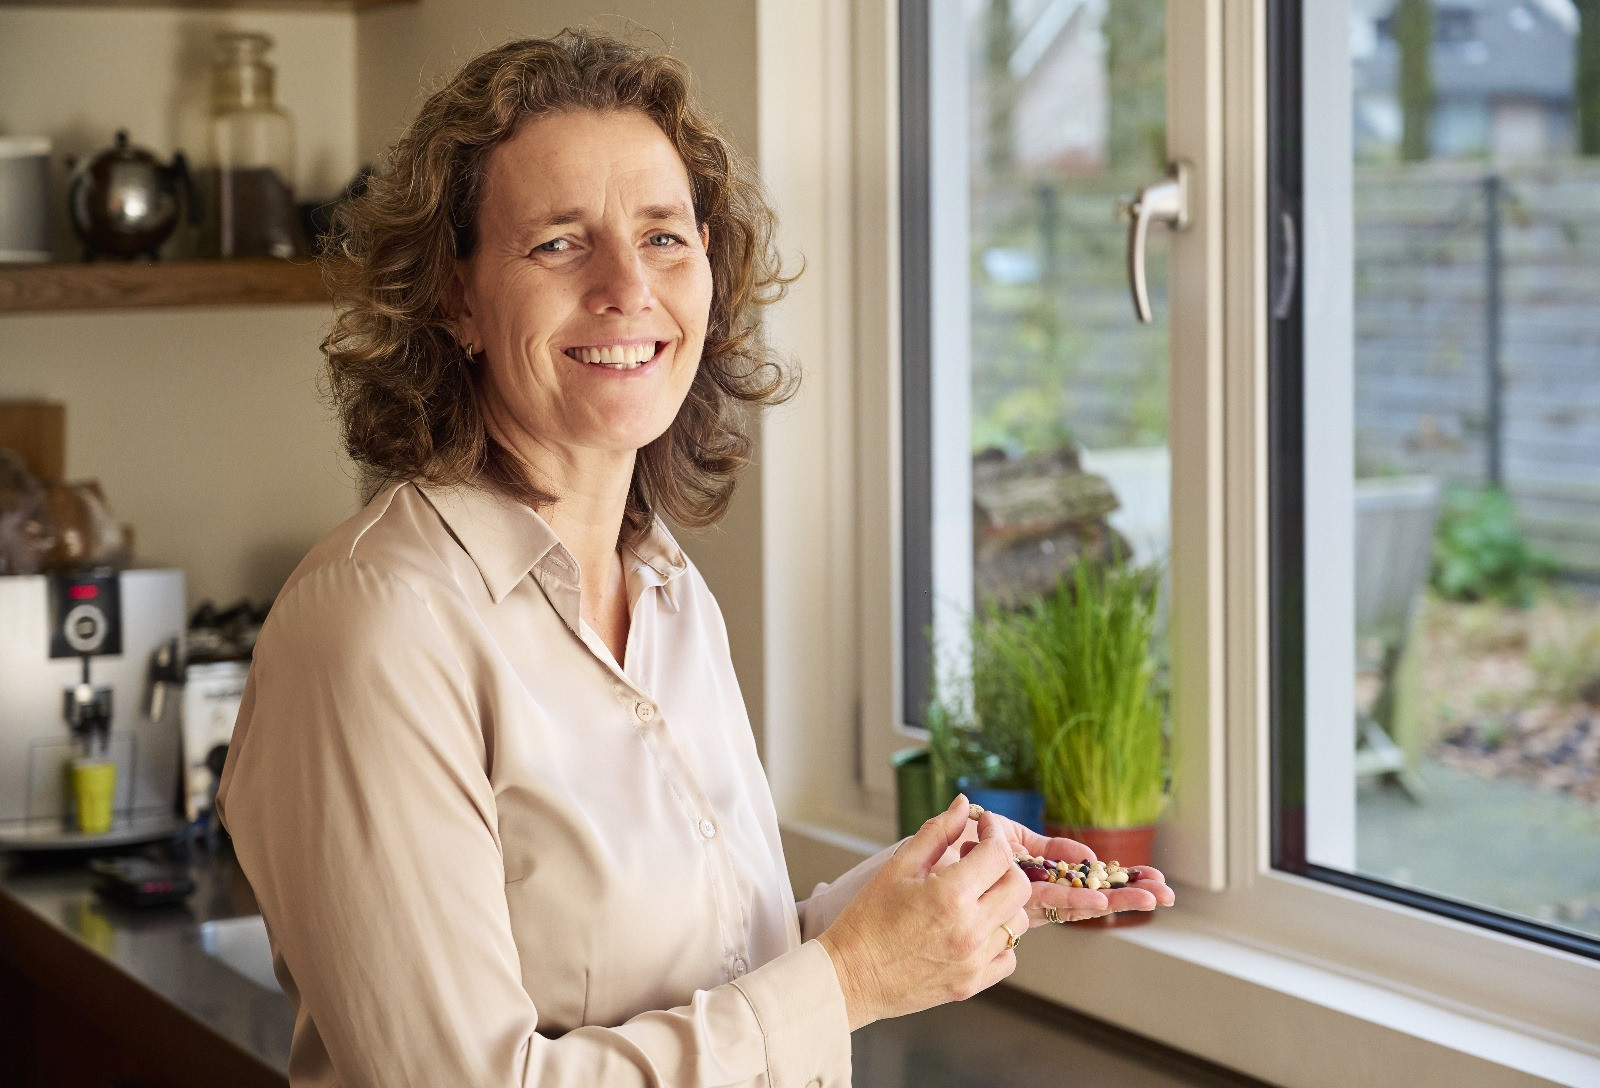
983, 0, 1017, 179
1578, 0, 1600, 155
1104, 0, 1167, 173
1396, 0, 1433, 162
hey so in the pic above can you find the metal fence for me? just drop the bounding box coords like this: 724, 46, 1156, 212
1354, 161, 1600, 576
970, 180, 1170, 454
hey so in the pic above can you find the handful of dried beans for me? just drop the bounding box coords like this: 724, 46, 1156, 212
965, 806, 1141, 890
1013, 855, 1136, 890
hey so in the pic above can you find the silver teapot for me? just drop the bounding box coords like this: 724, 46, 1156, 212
67, 130, 196, 260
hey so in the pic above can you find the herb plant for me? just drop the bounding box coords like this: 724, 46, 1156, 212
926, 608, 1040, 799
991, 558, 1168, 828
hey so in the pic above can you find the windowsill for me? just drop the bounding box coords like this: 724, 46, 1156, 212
779, 820, 1600, 1088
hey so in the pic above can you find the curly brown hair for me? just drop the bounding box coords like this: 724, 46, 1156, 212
321, 30, 796, 542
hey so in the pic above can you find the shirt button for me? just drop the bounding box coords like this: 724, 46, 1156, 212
732, 956, 748, 977
635, 700, 656, 722
698, 818, 717, 840
806, 1079, 822, 1088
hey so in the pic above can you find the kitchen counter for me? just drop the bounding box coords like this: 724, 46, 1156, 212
0, 843, 291, 1088
0, 847, 1254, 1088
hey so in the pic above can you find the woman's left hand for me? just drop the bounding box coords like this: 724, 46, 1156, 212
945, 811, 1176, 925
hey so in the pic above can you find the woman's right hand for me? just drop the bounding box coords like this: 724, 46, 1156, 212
816, 794, 1032, 1031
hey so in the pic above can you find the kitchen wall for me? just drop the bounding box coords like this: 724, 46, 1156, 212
0, 7, 362, 608
353, 1, 759, 162
0, 1, 770, 739
0, 307, 353, 607
0, 8, 361, 257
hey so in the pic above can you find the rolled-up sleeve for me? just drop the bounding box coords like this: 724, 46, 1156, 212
218, 558, 851, 1087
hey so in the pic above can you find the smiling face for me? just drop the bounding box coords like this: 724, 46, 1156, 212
453, 109, 712, 481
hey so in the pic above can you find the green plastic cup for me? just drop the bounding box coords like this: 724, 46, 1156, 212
70, 759, 117, 835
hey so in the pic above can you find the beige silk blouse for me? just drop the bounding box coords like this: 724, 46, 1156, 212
217, 481, 887, 1088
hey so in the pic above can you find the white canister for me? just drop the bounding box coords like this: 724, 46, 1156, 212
0, 136, 53, 263
180, 659, 250, 822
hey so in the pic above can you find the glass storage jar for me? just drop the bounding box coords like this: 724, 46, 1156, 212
208, 31, 301, 259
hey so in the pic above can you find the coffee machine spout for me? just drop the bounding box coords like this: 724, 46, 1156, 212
64, 656, 114, 756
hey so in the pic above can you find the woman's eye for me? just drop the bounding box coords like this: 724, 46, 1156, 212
533, 238, 571, 254
648, 232, 685, 247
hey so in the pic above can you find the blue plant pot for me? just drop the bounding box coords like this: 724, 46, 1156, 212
958, 782, 1045, 834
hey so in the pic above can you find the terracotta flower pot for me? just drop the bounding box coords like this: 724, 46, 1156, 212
1044, 822, 1157, 929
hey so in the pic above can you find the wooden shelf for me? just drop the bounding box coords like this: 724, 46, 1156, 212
0, 0, 410, 10
0, 260, 330, 313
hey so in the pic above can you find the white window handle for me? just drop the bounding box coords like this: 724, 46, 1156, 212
1117, 161, 1191, 323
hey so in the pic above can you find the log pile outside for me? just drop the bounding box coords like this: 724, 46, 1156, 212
972, 446, 1131, 611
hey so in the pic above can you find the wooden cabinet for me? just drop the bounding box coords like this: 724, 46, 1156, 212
0, 958, 179, 1088
0, 922, 285, 1088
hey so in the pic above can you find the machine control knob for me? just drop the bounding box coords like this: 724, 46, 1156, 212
63, 603, 109, 653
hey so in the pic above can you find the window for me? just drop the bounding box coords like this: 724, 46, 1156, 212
864, 0, 1600, 1075
1274, 0, 1600, 958
900, 0, 1600, 956
896, 0, 1222, 888
761, 0, 1600, 1077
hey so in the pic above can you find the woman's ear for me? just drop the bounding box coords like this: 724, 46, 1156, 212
446, 262, 482, 353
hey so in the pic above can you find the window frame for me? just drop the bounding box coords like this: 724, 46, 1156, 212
899, 0, 933, 735
756, 0, 1600, 1079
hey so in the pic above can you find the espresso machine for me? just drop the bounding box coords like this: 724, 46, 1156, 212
0, 568, 186, 849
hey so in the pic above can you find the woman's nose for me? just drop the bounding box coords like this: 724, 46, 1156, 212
584, 240, 654, 316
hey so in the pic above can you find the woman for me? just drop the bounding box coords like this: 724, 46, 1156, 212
217, 30, 1172, 1088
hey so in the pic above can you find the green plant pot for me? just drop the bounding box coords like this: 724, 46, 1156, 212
892, 747, 942, 838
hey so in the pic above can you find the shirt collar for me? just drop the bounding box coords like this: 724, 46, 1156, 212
624, 515, 691, 612
416, 480, 689, 607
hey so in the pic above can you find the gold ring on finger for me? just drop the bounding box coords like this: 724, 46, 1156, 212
1000, 921, 1021, 951
1044, 906, 1066, 925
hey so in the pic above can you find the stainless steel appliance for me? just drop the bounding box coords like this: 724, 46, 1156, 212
0, 568, 185, 848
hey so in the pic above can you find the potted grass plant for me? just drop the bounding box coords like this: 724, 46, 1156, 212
989, 556, 1169, 926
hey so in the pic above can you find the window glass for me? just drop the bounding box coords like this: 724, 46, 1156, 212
904, 0, 1171, 830
964, 0, 1168, 588
1291, 0, 1600, 948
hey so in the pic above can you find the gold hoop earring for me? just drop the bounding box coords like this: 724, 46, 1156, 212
462, 341, 477, 359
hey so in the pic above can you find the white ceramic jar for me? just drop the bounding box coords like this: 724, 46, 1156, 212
0, 136, 53, 263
